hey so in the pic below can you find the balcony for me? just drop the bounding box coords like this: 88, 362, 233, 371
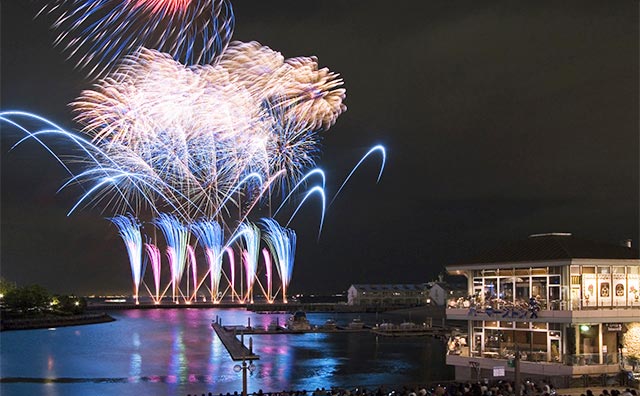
446, 297, 640, 323
446, 349, 623, 376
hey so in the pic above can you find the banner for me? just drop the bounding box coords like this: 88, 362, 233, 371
613, 273, 626, 307
597, 272, 611, 307
629, 274, 640, 307
582, 274, 597, 307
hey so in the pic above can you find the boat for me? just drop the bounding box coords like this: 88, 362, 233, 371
322, 319, 337, 330
371, 321, 432, 337
287, 311, 311, 331
267, 317, 283, 331
347, 318, 365, 329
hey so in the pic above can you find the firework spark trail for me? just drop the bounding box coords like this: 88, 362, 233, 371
144, 242, 162, 302
153, 214, 190, 301
40, 0, 235, 78
236, 222, 260, 302
260, 218, 296, 303
330, 144, 387, 206
262, 248, 273, 302
273, 168, 326, 217
285, 186, 326, 238
225, 247, 235, 302
1, 111, 203, 219
186, 244, 197, 301
108, 215, 144, 303
191, 219, 224, 302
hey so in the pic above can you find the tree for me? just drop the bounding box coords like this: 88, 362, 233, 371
0, 278, 16, 296
3, 284, 51, 314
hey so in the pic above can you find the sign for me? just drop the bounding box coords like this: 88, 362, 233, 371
493, 366, 505, 377
607, 323, 622, 332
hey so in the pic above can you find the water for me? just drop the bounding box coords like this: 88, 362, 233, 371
0, 309, 452, 396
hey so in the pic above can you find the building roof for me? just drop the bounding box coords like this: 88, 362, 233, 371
349, 284, 428, 291
454, 233, 639, 266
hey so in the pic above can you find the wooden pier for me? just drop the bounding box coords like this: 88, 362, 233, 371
211, 319, 260, 361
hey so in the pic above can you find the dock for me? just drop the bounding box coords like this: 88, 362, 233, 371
211, 319, 260, 361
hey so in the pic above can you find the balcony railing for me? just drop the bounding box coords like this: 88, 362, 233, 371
447, 296, 640, 311
446, 347, 620, 367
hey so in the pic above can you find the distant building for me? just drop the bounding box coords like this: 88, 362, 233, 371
427, 282, 448, 306
445, 233, 640, 386
347, 284, 429, 306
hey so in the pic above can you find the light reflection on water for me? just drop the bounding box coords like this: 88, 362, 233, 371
0, 309, 452, 396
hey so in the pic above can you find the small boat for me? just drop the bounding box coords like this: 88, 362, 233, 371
267, 317, 283, 331
287, 311, 311, 331
347, 318, 365, 329
322, 319, 337, 330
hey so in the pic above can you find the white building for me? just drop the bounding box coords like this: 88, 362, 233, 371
445, 233, 640, 385
347, 284, 429, 306
427, 282, 448, 306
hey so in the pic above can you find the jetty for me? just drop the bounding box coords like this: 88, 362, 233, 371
211, 318, 259, 361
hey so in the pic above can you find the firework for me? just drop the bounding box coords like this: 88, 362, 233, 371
144, 241, 162, 303
70, 44, 346, 218
236, 222, 261, 303
260, 218, 296, 303
40, 0, 235, 78
153, 213, 190, 302
191, 219, 225, 302
109, 214, 144, 304
220, 41, 347, 131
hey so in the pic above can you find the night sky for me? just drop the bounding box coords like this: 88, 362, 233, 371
1, 1, 638, 295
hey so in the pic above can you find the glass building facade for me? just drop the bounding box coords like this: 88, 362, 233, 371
445, 234, 639, 383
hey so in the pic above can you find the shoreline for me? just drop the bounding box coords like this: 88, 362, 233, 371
0, 312, 115, 331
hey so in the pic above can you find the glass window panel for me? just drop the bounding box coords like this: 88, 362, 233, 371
516, 278, 530, 306
532, 322, 547, 330
499, 277, 514, 306
532, 277, 548, 309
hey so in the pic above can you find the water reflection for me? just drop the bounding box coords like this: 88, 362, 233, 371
1, 309, 452, 396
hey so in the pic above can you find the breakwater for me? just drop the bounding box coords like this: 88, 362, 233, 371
0, 312, 114, 331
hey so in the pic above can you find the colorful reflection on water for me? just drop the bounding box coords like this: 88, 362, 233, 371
0, 309, 452, 396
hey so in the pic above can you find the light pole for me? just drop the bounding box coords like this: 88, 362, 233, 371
233, 335, 257, 396
514, 346, 521, 396
234, 360, 256, 396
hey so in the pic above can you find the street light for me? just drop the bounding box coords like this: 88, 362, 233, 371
234, 360, 257, 396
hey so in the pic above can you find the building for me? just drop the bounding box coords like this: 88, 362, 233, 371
445, 233, 640, 385
427, 282, 448, 306
347, 284, 429, 306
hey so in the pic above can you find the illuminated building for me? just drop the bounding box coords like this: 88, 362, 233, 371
446, 233, 640, 384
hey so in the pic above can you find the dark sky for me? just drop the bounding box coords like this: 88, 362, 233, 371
1, 1, 638, 295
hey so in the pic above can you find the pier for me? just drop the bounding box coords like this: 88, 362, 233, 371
211, 318, 259, 361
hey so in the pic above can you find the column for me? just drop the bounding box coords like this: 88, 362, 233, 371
598, 323, 603, 364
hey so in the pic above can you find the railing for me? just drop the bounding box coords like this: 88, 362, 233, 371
447, 297, 640, 311
446, 348, 621, 367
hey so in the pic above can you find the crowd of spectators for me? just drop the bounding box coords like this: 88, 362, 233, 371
187, 380, 639, 396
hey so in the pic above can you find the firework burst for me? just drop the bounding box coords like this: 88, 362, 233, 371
40, 0, 235, 78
